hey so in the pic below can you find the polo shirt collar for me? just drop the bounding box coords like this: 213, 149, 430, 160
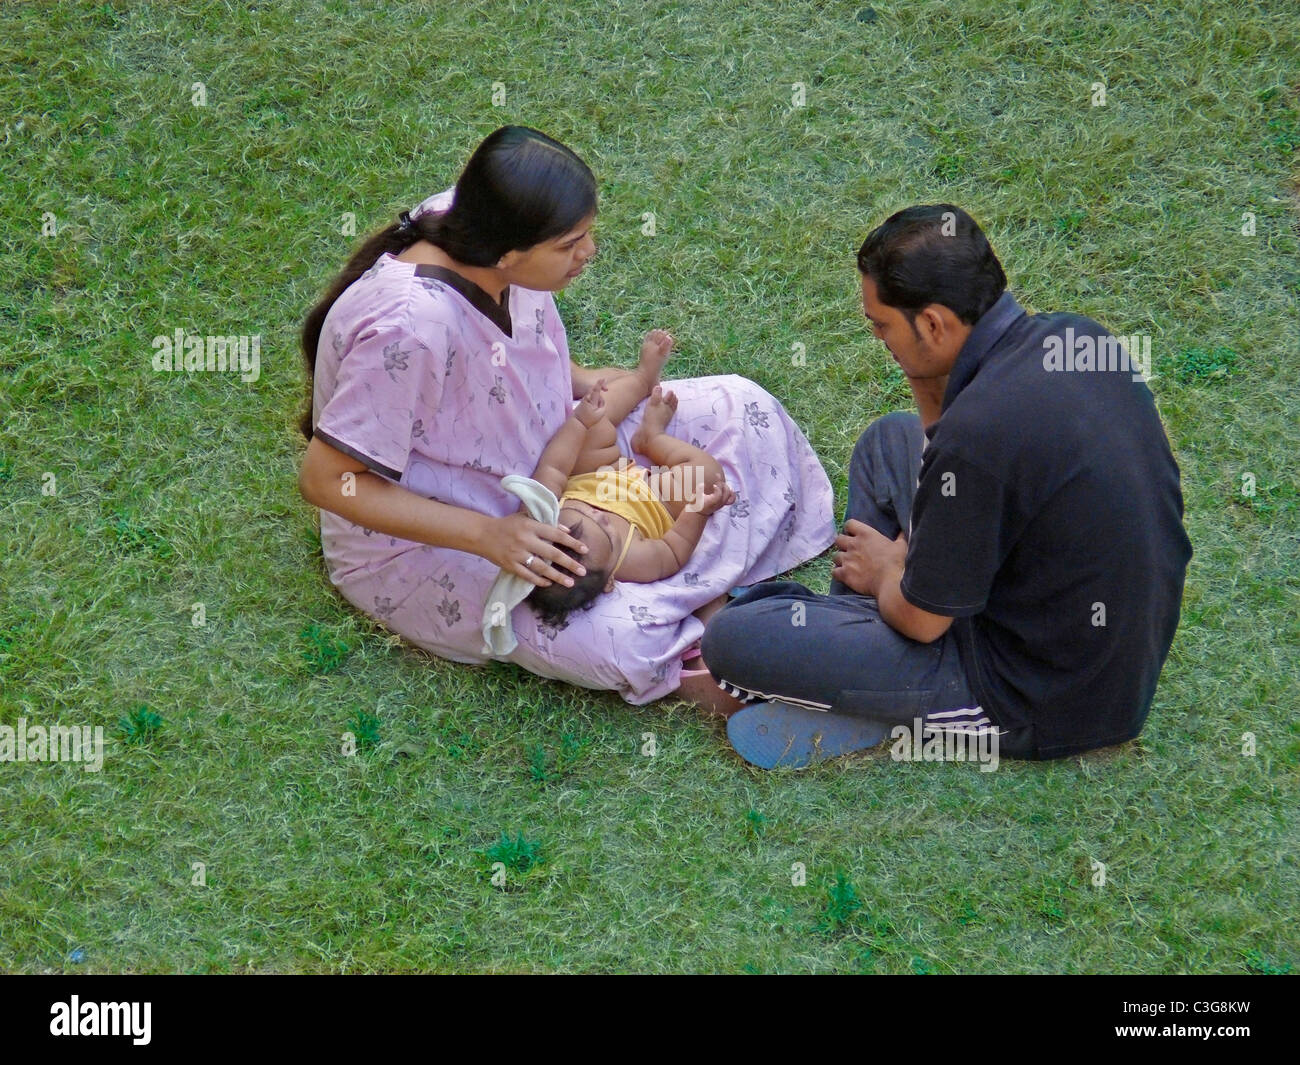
942, 290, 1025, 411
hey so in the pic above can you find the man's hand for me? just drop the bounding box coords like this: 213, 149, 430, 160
831, 519, 908, 597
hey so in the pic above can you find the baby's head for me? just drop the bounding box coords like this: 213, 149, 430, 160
526, 516, 613, 627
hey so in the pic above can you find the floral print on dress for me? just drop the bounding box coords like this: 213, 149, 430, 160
537, 615, 570, 641
436, 597, 462, 626
744, 402, 771, 432
628, 605, 659, 631
311, 188, 834, 706
382, 341, 409, 382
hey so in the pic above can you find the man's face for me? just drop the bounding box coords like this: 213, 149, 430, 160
503, 212, 597, 292
861, 274, 952, 379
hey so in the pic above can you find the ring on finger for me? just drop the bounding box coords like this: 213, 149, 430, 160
524, 554, 535, 569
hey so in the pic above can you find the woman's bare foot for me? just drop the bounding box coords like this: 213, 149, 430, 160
692, 593, 729, 626
676, 667, 744, 717
630, 385, 678, 455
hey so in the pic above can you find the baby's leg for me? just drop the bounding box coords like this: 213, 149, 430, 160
630, 387, 725, 511
572, 417, 623, 475
596, 329, 674, 428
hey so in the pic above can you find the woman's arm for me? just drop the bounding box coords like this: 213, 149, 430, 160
298, 436, 588, 588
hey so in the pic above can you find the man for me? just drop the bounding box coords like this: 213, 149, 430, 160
700, 205, 1193, 768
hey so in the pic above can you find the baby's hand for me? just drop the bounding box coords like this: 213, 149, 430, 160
575, 379, 607, 427
690, 481, 736, 516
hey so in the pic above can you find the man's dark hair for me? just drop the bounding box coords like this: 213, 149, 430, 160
856, 204, 1007, 328
525, 520, 610, 627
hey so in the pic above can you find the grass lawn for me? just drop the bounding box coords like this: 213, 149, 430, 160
1, 0, 1296, 974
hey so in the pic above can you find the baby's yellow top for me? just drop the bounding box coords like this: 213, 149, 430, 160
560, 466, 674, 541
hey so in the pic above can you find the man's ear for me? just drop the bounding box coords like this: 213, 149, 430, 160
917, 304, 948, 346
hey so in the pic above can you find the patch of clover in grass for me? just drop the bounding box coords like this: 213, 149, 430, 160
1160, 345, 1238, 382
485, 832, 544, 874
118, 705, 163, 745
931, 152, 964, 181
1256, 86, 1298, 153
744, 808, 768, 838
526, 731, 587, 784
0, 618, 33, 676
300, 623, 349, 674
104, 509, 173, 558
1038, 890, 1068, 925
1054, 209, 1088, 235
1232, 479, 1298, 518
347, 709, 381, 752
1244, 948, 1291, 975
814, 869, 864, 935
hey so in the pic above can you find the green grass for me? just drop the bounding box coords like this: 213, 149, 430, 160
1, 0, 1297, 973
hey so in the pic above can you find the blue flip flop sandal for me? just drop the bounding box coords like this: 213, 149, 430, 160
725, 701, 891, 769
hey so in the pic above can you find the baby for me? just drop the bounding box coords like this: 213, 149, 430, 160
526, 330, 735, 625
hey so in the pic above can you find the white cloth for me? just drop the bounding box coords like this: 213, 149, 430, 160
481, 474, 560, 656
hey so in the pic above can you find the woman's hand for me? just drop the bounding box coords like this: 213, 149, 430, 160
483, 511, 590, 588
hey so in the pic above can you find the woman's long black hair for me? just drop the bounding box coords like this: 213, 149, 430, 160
299, 126, 597, 440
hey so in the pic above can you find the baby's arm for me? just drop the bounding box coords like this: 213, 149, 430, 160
613, 483, 736, 583
530, 382, 607, 500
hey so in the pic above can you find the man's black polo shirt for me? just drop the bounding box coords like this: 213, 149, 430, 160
900, 291, 1193, 759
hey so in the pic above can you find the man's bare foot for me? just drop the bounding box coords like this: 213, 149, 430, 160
630, 385, 678, 455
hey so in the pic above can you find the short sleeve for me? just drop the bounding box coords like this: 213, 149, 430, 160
314, 316, 437, 481
542, 294, 570, 362
900, 447, 1013, 617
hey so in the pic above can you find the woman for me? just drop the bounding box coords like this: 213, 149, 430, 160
297, 126, 833, 707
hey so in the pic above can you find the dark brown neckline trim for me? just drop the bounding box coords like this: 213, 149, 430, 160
414, 263, 513, 338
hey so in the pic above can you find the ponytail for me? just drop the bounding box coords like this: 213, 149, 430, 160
298, 126, 597, 441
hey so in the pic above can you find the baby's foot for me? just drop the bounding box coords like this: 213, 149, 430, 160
637, 329, 674, 385
630, 386, 678, 454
